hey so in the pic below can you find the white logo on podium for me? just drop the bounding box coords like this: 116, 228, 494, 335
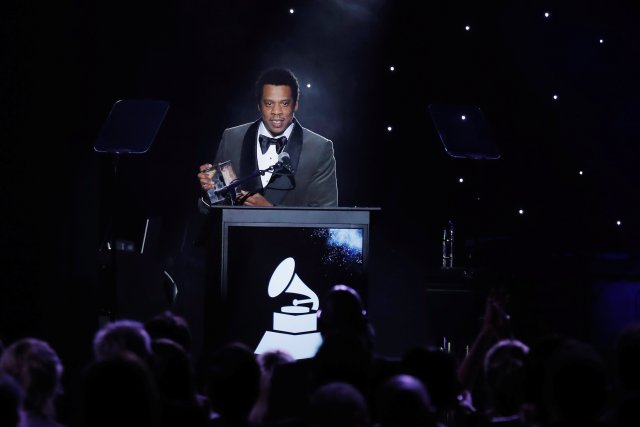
255, 257, 323, 359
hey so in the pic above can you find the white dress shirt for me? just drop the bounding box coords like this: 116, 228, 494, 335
257, 121, 294, 188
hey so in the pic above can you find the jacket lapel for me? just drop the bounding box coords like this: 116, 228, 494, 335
238, 119, 263, 193
283, 117, 303, 172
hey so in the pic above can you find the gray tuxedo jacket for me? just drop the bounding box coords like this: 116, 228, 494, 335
214, 118, 338, 207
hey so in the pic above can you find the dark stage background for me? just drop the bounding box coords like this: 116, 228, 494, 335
4, 0, 640, 376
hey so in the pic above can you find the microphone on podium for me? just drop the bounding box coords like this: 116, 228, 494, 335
272, 151, 294, 174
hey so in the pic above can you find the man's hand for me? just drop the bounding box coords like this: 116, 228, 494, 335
457, 288, 512, 392
239, 191, 273, 206
198, 163, 216, 191
481, 288, 511, 339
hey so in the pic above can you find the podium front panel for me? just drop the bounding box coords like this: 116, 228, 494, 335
210, 207, 373, 359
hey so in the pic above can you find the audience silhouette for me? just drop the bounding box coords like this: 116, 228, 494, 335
541, 339, 609, 427
266, 284, 399, 427
479, 339, 529, 427
250, 349, 295, 427
92, 319, 152, 362
306, 381, 370, 427
150, 338, 208, 427
145, 311, 193, 354
3, 281, 640, 427
611, 322, 640, 427
0, 372, 23, 427
205, 341, 261, 427
400, 345, 461, 426
0, 337, 66, 427
375, 374, 437, 427
80, 351, 161, 427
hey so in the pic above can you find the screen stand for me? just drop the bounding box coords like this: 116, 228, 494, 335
94, 99, 169, 321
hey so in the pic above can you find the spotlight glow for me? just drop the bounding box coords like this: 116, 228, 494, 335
518, 209, 524, 215
289, 8, 294, 14
459, 178, 464, 183
599, 39, 604, 44
390, 66, 395, 71
616, 220, 622, 226
461, 115, 466, 120
465, 25, 470, 31
387, 126, 392, 131
544, 12, 550, 18
306, 83, 311, 88
579, 170, 583, 175
553, 94, 558, 100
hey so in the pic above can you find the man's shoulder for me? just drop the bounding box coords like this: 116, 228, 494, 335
301, 126, 331, 144
224, 121, 255, 135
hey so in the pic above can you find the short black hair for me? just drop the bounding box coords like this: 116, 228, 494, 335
144, 310, 192, 353
255, 67, 300, 105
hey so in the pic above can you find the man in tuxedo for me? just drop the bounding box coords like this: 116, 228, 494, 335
197, 67, 338, 207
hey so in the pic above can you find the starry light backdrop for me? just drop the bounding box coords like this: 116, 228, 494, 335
3, 0, 640, 362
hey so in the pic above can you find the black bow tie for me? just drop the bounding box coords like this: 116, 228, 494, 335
259, 135, 287, 155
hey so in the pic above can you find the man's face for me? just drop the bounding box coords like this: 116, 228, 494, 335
258, 84, 298, 135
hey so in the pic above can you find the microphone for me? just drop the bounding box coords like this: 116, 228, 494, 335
272, 151, 295, 174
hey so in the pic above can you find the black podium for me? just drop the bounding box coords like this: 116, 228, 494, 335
200, 206, 378, 360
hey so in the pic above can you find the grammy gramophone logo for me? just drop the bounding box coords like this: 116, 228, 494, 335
255, 257, 323, 359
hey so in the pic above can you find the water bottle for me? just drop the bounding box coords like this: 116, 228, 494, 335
442, 220, 454, 269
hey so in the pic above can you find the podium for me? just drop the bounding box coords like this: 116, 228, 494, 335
201, 206, 378, 360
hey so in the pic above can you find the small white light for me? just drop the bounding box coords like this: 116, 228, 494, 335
616, 220, 622, 226
599, 39, 604, 44
518, 209, 524, 215
461, 115, 466, 120
465, 25, 470, 31
387, 126, 392, 132
306, 83, 311, 88
544, 12, 550, 18
390, 66, 395, 71
579, 170, 583, 175
289, 8, 294, 14
553, 94, 558, 100
459, 178, 464, 183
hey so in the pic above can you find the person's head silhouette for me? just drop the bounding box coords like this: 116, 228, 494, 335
317, 284, 373, 346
